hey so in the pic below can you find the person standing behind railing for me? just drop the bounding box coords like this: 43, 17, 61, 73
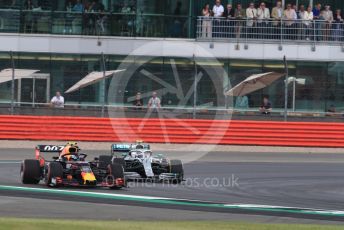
201, 3, 212, 39
72, 0, 84, 13
212, 0, 224, 38
283, 4, 297, 40
298, 5, 306, 40
234, 4, 245, 39
322, 5, 333, 41
271, 1, 283, 39
64, 0, 73, 34
318, 10, 326, 41
246, 2, 257, 38
300, 6, 314, 41
72, 0, 84, 34
50, 91, 64, 108
313, 3, 322, 41
257, 2, 270, 39
148, 92, 161, 113
223, 4, 235, 38
333, 9, 343, 41
23, 0, 34, 33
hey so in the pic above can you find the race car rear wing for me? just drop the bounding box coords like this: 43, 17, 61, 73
36, 145, 65, 153
111, 143, 150, 154
35, 145, 65, 166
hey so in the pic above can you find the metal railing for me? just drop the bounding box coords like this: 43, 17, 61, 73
0, 101, 343, 121
196, 17, 344, 44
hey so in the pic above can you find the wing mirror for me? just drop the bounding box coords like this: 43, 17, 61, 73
94, 157, 99, 161
52, 156, 59, 160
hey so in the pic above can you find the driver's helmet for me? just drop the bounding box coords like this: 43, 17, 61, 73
130, 151, 137, 158
60, 142, 80, 161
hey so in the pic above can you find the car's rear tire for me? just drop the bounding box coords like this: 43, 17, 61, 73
45, 162, 63, 187
170, 159, 184, 183
21, 159, 41, 184
99, 155, 113, 169
108, 163, 125, 189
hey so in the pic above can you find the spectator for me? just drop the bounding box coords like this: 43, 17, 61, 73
50, 91, 64, 108
333, 9, 343, 41
234, 4, 245, 38
223, 4, 235, 38
322, 5, 333, 41
234, 3, 245, 19
283, 4, 297, 39
201, 3, 212, 38
259, 95, 272, 114
298, 4, 306, 39
298, 5, 305, 19
64, 0, 73, 34
223, 4, 234, 18
65, 0, 72, 11
313, 3, 322, 40
172, 1, 183, 37
271, 0, 283, 36
292, 4, 298, 16
246, 2, 257, 38
257, 2, 270, 39
87, 0, 106, 34
212, 0, 224, 38
313, 3, 322, 19
132, 92, 143, 109
301, 6, 314, 40
148, 92, 161, 112
72, 0, 84, 13
121, 2, 131, 13
235, 96, 249, 109
23, 0, 34, 33
24, 0, 33, 10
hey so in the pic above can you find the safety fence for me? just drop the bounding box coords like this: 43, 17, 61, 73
0, 115, 343, 147
196, 17, 344, 44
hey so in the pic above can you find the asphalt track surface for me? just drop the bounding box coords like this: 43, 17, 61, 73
1, 148, 344, 224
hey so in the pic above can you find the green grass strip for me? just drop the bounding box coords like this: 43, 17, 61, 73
0, 218, 343, 230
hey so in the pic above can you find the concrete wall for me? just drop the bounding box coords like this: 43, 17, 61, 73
0, 33, 343, 62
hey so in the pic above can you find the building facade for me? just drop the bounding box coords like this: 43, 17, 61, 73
0, 0, 343, 113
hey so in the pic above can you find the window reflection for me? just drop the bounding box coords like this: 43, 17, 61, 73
0, 53, 343, 113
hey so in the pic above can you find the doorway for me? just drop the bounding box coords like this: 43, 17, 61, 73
18, 73, 50, 107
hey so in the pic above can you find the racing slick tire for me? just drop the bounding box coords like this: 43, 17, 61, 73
170, 159, 184, 184
20, 159, 41, 184
45, 162, 63, 187
112, 157, 126, 167
99, 155, 113, 169
107, 163, 125, 189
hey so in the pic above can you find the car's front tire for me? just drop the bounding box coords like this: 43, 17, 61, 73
170, 159, 184, 183
45, 162, 63, 187
108, 163, 125, 189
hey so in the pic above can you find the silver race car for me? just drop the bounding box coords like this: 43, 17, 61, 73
98, 142, 184, 183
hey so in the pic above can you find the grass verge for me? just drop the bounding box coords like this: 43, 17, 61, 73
0, 218, 343, 230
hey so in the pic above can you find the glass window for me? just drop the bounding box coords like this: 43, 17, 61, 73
294, 61, 328, 111
165, 0, 190, 16
327, 62, 344, 112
